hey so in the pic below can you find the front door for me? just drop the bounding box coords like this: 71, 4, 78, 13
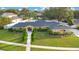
27, 27, 32, 31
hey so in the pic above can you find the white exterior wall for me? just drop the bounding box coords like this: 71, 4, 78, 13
52, 29, 71, 32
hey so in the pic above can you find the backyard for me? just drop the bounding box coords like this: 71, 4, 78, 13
32, 31, 79, 48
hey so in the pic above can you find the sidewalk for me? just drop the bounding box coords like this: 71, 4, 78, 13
0, 40, 26, 46
27, 31, 32, 51
31, 45, 79, 51
1, 40, 79, 51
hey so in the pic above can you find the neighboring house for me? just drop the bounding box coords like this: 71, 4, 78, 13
2, 13, 17, 18
11, 16, 22, 22
2, 12, 22, 22
11, 20, 71, 32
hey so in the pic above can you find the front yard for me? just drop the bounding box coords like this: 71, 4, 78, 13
32, 31, 79, 48
0, 43, 26, 51
0, 29, 26, 44
0, 29, 26, 51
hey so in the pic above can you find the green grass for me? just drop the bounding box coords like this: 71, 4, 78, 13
0, 29, 26, 44
0, 43, 26, 51
31, 48, 57, 51
32, 31, 79, 48
31, 48, 73, 51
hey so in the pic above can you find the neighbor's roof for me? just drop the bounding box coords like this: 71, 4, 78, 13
2, 13, 17, 16
11, 16, 21, 20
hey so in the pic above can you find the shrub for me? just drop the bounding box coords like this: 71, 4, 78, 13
8, 28, 25, 32
21, 30, 27, 42
33, 27, 49, 32
31, 30, 34, 43
53, 32, 60, 35
67, 17, 74, 25
8, 28, 14, 32
76, 25, 79, 30
0, 27, 3, 30
47, 29, 53, 35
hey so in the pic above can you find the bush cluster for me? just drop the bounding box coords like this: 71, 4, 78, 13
8, 28, 25, 32
76, 26, 79, 30
34, 27, 49, 32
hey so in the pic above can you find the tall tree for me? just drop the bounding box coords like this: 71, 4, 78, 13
19, 8, 30, 20
43, 7, 74, 22
74, 10, 79, 19
5, 9, 18, 14
0, 17, 11, 28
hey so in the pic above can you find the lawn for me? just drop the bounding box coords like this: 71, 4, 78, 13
31, 48, 72, 51
0, 29, 26, 44
0, 43, 26, 51
32, 31, 79, 48
31, 48, 58, 51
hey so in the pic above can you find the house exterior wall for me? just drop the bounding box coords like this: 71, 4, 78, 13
52, 29, 71, 33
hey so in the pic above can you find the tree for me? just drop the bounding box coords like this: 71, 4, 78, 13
5, 9, 18, 14
0, 17, 11, 28
19, 8, 30, 20
43, 7, 74, 22
74, 10, 79, 19
31, 30, 34, 43
29, 11, 38, 19
67, 16, 74, 25
0, 9, 5, 14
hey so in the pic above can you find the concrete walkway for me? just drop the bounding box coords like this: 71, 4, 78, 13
1, 40, 79, 51
26, 31, 32, 51
31, 45, 79, 51
0, 40, 26, 47
70, 29, 79, 37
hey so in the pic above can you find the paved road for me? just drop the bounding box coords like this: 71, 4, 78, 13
26, 31, 32, 51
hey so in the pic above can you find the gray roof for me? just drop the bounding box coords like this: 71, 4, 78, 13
12, 20, 71, 29
49, 25, 71, 29
2, 13, 16, 16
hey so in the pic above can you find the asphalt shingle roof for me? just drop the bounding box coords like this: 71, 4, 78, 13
12, 20, 71, 29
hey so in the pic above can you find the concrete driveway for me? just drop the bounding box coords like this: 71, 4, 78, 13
70, 29, 79, 37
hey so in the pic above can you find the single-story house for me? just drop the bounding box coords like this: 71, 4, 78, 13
11, 20, 71, 32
